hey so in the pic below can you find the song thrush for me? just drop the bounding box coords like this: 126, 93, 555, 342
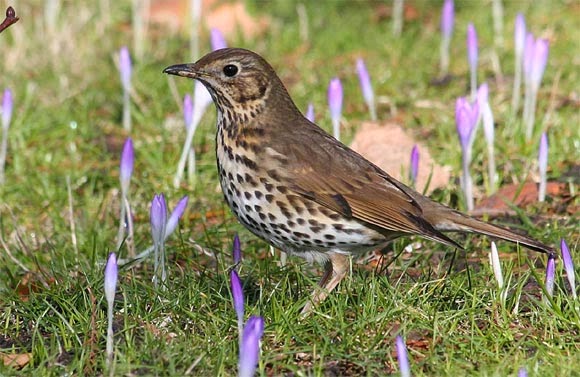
164, 48, 554, 314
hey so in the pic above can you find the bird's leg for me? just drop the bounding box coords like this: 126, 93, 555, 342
301, 253, 350, 316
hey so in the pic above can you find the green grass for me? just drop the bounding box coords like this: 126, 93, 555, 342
0, 1, 578, 375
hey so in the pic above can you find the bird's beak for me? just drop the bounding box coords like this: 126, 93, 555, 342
163, 63, 198, 79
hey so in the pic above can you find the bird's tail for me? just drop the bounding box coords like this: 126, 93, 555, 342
421, 199, 554, 256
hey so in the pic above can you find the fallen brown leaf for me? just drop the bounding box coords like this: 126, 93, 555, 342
1, 352, 31, 369
350, 122, 452, 194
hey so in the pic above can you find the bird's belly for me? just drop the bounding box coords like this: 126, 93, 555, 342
217, 149, 386, 255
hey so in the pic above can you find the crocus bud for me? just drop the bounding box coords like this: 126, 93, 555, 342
233, 234, 242, 265
119, 46, 132, 92
530, 38, 549, 92
455, 97, 479, 149
183, 94, 193, 129
305, 103, 315, 123
104, 252, 118, 306
545, 256, 555, 298
410, 145, 419, 184
239, 316, 264, 377
560, 239, 576, 299
356, 58, 375, 119
2, 88, 13, 130
467, 23, 478, 71
210, 28, 227, 51
328, 78, 343, 122
119, 138, 134, 193
150, 194, 168, 245
395, 335, 410, 377
441, 0, 454, 39
514, 13, 526, 56
230, 270, 244, 328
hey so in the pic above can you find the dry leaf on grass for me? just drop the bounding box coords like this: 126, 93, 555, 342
2, 352, 31, 369
350, 122, 452, 194
148, 0, 270, 39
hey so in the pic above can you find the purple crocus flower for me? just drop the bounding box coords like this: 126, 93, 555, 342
150, 194, 168, 245
477, 83, 496, 192
233, 233, 242, 265
119, 46, 132, 92
2, 88, 12, 130
165, 195, 189, 238
441, 0, 454, 39
0, 88, 13, 184
467, 23, 478, 98
104, 252, 118, 364
230, 269, 244, 338
523, 33, 535, 83
239, 316, 264, 377
104, 252, 118, 307
328, 78, 343, 140
518, 367, 528, 377
356, 59, 376, 120
183, 94, 193, 129
395, 335, 410, 377
561, 239, 576, 299
538, 132, 548, 202
512, 13, 526, 112
455, 97, 479, 149
530, 38, 549, 92
119, 138, 134, 193
305, 103, 315, 123
456, 97, 479, 211
545, 255, 556, 298
514, 14, 526, 59
210, 28, 228, 51
410, 145, 419, 185
439, 0, 454, 75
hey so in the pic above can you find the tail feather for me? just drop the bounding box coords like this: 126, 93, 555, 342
423, 203, 554, 256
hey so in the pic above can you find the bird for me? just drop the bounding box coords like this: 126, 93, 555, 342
164, 48, 554, 314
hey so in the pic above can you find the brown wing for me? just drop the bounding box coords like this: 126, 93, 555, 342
268, 118, 462, 248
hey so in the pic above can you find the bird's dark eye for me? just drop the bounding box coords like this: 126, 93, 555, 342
223, 64, 239, 77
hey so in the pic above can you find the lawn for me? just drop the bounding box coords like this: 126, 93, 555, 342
0, 1, 578, 376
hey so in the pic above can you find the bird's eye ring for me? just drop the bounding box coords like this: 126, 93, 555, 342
223, 64, 239, 77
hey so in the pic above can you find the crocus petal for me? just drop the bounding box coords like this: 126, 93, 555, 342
477, 83, 494, 142
518, 367, 528, 377
530, 38, 549, 90
410, 145, 419, 184
233, 234, 242, 265
230, 270, 244, 322
356, 59, 374, 105
104, 252, 118, 306
2, 88, 13, 130
467, 23, 478, 70
441, 0, 454, 39
165, 195, 189, 238
119, 46, 132, 92
210, 28, 228, 51
395, 335, 411, 377
183, 94, 193, 130
545, 256, 556, 297
561, 239, 576, 298
239, 316, 264, 377
514, 13, 526, 56
327, 78, 343, 122
150, 194, 168, 245
305, 103, 315, 123
119, 138, 134, 192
